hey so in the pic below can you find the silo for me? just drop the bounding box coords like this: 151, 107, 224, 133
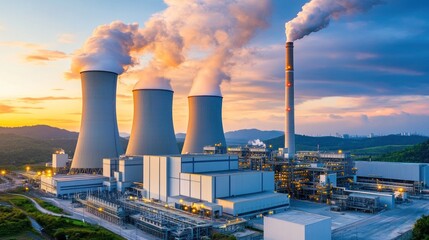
182, 95, 226, 154
126, 88, 179, 155
70, 71, 123, 174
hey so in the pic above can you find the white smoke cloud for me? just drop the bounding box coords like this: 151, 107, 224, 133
286, 0, 382, 42
67, 0, 271, 95
248, 139, 266, 147
67, 21, 143, 78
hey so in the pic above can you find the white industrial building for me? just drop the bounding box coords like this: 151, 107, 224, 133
52, 150, 69, 168
264, 210, 331, 240
40, 174, 107, 197
143, 154, 289, 217
103, 156, 143, 192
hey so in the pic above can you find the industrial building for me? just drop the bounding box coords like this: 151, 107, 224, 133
40, 174, 107, 197
355, 161, 429, 194
103, 156, 143, 192
70, 71, 123, 174
264, 210, 331, 240
142, 154, 290, 218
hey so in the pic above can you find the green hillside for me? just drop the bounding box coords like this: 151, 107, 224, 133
265, 134, 428, 152
373, 140, 429, 163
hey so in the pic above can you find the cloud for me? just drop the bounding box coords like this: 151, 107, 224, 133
18, 96, 79, 103
25, 49, 68, 62
51, 88, 64, 91
329, 114, 343, 119
58, 33, 75, 44
0, 41, 41, 49
0, 104, 15, 114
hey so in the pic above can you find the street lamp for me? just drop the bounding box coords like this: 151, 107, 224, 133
26, 166, 30, 172
1, 170, 5, 176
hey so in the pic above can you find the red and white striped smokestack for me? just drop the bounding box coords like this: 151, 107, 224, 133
285, 42, 295, 159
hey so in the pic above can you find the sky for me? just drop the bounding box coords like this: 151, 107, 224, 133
0, 0, 428, 136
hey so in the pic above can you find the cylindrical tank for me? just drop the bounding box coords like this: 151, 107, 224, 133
285, 42, 295, 158
70, 71, 123, 173
182, 95, 227, 154
126, 89, 179, 155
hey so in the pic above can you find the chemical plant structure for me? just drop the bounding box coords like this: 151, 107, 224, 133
34, 40, 429, 240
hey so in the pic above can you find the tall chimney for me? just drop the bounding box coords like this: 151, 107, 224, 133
126, 88, 179, 155
70, 71, 123, 174
285, 42, 295, 158
182, 95, 226, 154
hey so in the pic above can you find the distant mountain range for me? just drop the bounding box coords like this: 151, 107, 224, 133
176, 128, 283, 144
1, 125, 428, 168
0, 125, 78, 140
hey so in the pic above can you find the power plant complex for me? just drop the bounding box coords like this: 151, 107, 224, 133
36, 32, 429, 240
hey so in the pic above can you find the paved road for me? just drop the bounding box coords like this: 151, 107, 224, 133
332, 200, 429, 240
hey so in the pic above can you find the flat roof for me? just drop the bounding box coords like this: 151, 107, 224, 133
217, 192, 288, 203
196, 170, 271, 177
51, 174, 107, 182
267, 210, 331, 225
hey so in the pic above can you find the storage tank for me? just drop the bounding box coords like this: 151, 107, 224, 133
70, 71, 123, 174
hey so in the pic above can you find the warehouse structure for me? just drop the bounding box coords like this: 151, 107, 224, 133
40, 174, 107, 197
355, 161, 429, 194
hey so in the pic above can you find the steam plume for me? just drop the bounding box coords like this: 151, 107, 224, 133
248, 139, 266, 147
286, 0, 382, 42
68, 21, 143, 77
68, 0, 270, 95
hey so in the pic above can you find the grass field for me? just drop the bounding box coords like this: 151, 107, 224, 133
0, 194, 124, 240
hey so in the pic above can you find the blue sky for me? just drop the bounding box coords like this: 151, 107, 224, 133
0, 0, 428, 136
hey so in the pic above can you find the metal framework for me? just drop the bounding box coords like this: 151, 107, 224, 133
69, 168, 103, 175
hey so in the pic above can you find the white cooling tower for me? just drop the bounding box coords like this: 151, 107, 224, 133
182, 95, 227, 154
126, 88, 179, 155
70, 71, 123, 174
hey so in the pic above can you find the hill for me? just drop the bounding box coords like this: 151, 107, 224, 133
176, 129, 283, 145
0, 125, 78, 140
373, 140, 429, 163
265, 134, 429, 153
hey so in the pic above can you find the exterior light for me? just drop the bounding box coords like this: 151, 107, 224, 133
26, 166, 30, 172
1, 170, 5, 175
98, 207, 103, 212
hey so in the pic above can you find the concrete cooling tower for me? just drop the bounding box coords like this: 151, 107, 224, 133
70, 71, 123, 174
126, 88, 179, 155
182, 95, 227, 154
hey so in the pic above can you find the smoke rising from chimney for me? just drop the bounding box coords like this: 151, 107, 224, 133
286, 0, 382, 42
68, 0, 270, 95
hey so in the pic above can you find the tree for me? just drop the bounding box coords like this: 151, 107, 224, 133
413, 215, 429, 240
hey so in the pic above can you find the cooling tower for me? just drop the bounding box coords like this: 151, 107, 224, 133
70, 71, 123, 174
126, 89, 179, 155
285, 42, 295, 158
182, 95, 226, 154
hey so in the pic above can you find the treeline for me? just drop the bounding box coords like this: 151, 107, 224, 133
0, 133, 129, 168
374, 140, 429, 163
265, 134, 428, 152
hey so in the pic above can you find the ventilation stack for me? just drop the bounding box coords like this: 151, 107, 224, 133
285, 42, 295, 159
126, 87, 179, 156
182, 95, 227, 154
70, 71, 123, 174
